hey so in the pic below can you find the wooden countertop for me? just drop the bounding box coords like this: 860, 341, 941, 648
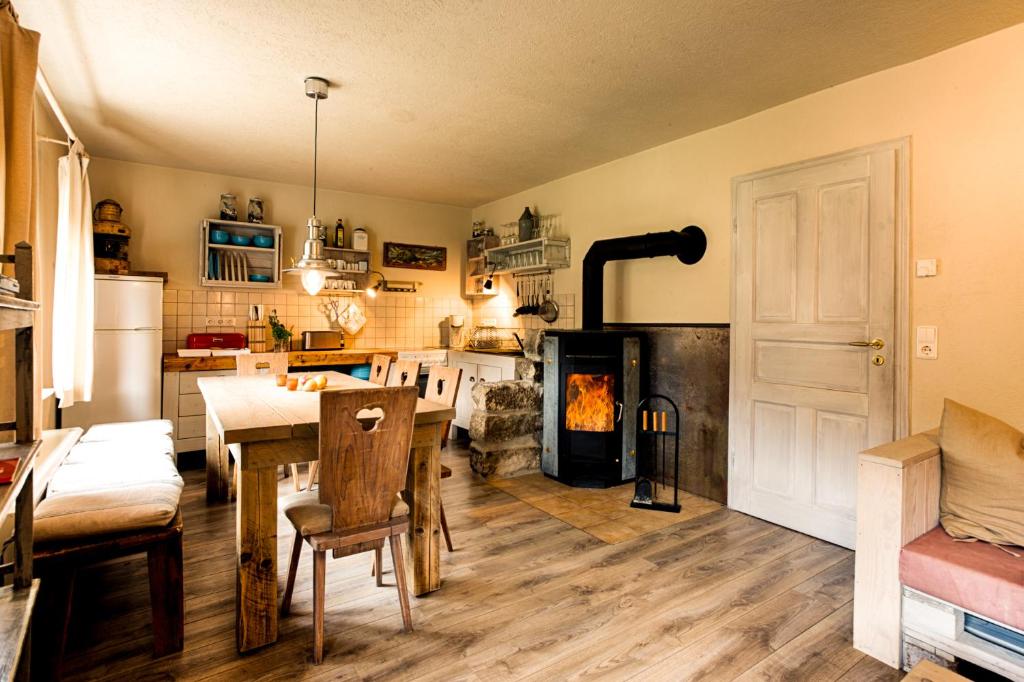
162, 348, 398, 372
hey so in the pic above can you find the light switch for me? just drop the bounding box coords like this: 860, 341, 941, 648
916, 259, 937, 277
916, 325, 938, 359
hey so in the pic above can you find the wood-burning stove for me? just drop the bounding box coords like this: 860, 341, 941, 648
542, 330, 645, 487
540, 226, 707, 488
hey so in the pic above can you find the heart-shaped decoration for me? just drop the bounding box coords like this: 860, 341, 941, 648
355, 406, 385, 432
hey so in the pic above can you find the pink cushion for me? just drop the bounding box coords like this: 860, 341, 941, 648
900, 526, 1024, 630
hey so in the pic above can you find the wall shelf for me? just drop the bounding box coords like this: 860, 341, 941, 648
464, 235, 500, 297
200, 219, 283, 289
485, 237, 570, 275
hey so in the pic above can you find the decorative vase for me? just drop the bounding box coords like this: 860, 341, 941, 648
274, 337, 290, 353
219, 193, 238, 221
247, 197, 264, 223
518, 206, 535, 242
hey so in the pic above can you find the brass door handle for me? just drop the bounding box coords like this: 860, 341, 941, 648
848, 338, 885, 350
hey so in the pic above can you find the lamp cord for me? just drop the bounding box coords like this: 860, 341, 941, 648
312, 96, 319, 217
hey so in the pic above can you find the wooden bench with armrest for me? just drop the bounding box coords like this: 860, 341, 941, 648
853, 430, 1024, 680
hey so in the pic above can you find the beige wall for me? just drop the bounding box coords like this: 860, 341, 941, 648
87, 158, 472, 350
88, 158, 470, 295
473, 23, 1024, 432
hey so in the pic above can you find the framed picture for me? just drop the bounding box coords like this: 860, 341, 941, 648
382, 242, 447, 271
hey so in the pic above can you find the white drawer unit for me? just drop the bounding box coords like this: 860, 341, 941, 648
447, 351, 517, 430
162, 369, 235, 453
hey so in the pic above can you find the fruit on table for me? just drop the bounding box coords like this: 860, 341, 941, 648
302, 379, 318, 392
315, 374, 328, 389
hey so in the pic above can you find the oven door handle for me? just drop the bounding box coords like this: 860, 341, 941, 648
615, 400, 624, 423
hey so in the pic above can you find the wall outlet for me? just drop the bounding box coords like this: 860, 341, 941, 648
205, 317, 237, 327
916, 325, 938, 359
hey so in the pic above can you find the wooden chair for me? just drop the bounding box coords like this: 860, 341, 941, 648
386, 359, 421, 388
280, 386, 419, 664
424, 365, 461, 552
369, 354, 392, 385
373, 364, 460, 585
236, 351, 288, 376
233, 353, 301, 491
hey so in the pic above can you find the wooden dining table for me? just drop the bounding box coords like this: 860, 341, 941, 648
198, 371, 455, 653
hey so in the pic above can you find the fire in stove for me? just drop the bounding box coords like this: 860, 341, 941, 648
564, 373, 615, 432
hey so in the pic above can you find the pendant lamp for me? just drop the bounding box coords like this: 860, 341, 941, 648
285, 77, 336, 296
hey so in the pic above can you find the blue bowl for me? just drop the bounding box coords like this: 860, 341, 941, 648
210, 229, 230, 244
248, 274, 271, 283
252, 235, 274, 248
231, 234, 252, 247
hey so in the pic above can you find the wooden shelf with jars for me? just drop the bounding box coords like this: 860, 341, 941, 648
464, 235, 500, 298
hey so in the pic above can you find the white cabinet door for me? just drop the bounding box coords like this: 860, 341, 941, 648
453, 361, 477, 429
477, 364, 503, 384
730, 146, 900, 550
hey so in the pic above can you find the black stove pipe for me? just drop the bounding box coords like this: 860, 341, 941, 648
581, 226, 707, 330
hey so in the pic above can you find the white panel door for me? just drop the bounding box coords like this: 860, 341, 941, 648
730, 146, 899, 549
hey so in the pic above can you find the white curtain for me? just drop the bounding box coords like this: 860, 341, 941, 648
52, 140, 93, 407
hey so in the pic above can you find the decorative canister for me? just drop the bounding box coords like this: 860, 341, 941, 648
219, 193, 238, 221
352, 226, 368, 251
247, 197, 264, 223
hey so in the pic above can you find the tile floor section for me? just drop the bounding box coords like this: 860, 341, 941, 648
488, 472, 722, 544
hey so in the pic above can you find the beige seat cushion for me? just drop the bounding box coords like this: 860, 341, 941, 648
80, 419, 174, 442
939, 399, 1024, 547
34, 482, 182, 543
282, 491, 409, 537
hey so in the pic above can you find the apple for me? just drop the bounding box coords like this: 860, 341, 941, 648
314, 374, 328, 389
302, 379, 318, 392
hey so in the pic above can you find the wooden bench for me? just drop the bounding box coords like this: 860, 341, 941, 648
32, 510, 184, 675
28, 421, 185, 679
854, 430, 1024, 680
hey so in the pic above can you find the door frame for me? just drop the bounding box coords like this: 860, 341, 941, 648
727, 138, 911, 508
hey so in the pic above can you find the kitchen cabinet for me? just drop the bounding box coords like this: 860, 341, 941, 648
448, 351, 517, 430
162, 369, 234, 453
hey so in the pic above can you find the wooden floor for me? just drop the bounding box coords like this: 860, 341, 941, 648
60, 446, 901, 681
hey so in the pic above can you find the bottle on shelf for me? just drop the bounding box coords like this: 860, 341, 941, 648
334, 219, 345, 248
518, 206, 535, 242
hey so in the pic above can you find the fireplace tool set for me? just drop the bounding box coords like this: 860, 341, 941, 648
631, 394, 681, 513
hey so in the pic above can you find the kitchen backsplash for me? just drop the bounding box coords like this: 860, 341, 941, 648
161, 288, 471, 353
470, 293, 577, 333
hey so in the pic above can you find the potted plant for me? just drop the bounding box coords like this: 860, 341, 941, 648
268, 309, 293, 352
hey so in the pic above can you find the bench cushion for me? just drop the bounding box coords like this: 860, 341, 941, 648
80, 419, 174, 443
35, 482, 182, 543
901, 526, 1024, 631
35, 421, 183, 544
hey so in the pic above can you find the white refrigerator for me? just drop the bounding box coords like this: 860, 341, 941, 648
62, 275, 164, 430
